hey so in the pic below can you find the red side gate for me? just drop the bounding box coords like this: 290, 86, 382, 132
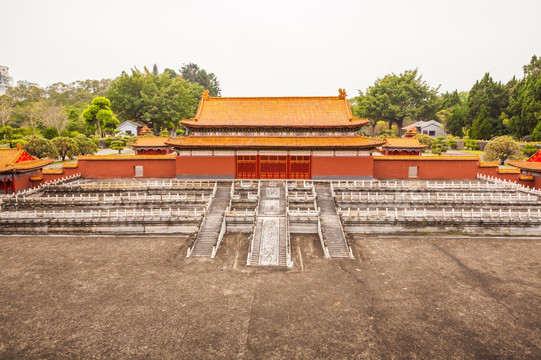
236, 155, 258, 179
236, 155, 311, 179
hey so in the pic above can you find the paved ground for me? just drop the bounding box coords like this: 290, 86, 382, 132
1, 234, 540, 359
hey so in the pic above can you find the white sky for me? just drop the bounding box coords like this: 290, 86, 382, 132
2, 0, 540, 97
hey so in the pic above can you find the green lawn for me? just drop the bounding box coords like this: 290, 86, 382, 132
459, 149, 485, 155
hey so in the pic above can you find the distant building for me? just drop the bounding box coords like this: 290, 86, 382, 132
117, 120, 145, 136
403, 120, 446, 137
0, 66, 13, 95
17, 80, 39, 87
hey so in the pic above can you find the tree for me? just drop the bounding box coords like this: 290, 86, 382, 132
42, 103, 68, 132
52, 136, 79, 161
108, 68, 203, 134
24, 101, 45, 135
81, 97, 118, 136
7, 85, 46, 102
22, 135, 58, 159
43, 126, 59, 139
164, 68, 177, 78
465, 73, 510, 139
437, 91, 467, 137
180, 63, 221, 96
0, 96, 15, 137
109, 140, 125, 154
74, 135, 98, 155
507, 55, 541, 138
353, 69, 439, 136
483, 136, 522, 164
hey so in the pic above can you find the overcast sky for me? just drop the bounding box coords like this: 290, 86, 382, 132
2, 0, 540, 97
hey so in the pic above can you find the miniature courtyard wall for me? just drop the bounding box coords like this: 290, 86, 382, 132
311, 155, 373, 179
175, 154, 236, 179
373, 156, 479, 179
476, 161, 539, 189
77, 155, 176, 178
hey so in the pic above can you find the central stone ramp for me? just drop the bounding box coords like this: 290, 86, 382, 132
315, 183, 351, 258
249, 182, 289, 267
188, 184, 231, 257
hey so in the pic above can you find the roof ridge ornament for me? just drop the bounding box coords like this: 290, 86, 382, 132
338, 88, 347, 99
201, 89, 210, 100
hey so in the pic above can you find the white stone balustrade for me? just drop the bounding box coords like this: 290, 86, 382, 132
338, 207, 541, 223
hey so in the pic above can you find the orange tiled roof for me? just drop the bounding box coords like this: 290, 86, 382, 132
507, 160, 541, 172
181, 90, 369, 129
519, 174, 534, 181
166, 136, 385, 149
382, 138, 427, 149
0, 148, 54, 174
131, 136, 170, 147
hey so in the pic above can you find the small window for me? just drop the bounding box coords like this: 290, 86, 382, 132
408, 166, 418, 178
134, 166, 143, 177
429, 130, 436, 136
423, 130, 428, 135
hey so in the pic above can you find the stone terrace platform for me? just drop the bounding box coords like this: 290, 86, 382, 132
1, 177, 541, 268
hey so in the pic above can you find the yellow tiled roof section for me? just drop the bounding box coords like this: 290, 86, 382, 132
30, 174, 43, 181
375, 155, 479, 161
181, 96, 369, 128
63, 162, 78, 169
507, 160, 541, 172
383, 138, 427, 148
498, 168, 520, 174
519, 174, 534, 181
166, 136, 385, 149
0, 148, 22, 168
79, 155, 176, 160
132, 136, 170, 147
42, 169, 64, 175
478, 161, 499, 168
0, 148, 53, 173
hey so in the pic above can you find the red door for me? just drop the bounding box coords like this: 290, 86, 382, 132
260, 155, 287, 179
289, 155, 311, 179
236, 155, 258, 179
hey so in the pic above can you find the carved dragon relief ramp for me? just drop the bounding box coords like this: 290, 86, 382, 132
248, 182, 290, 267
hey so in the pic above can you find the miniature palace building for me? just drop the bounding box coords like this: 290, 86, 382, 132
0, 144, 53, 194
166, 89, 385, 179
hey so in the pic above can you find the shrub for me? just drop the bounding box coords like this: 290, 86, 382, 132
522, 144, 538, 158
51, 137, 79, 161
43, 126, 59, 140
430, 136, 449, 155
464, 139, 479, 150
22, 135, 58, 159
110, 140, 126, 154
416, 134, 433, 148
483, 136, 522, 164
75, 135, 98, 155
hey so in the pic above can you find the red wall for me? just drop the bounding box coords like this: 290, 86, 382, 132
476, 167, 538, 189
79, 158, 176, 178
312, 156, 374, 177
176, 156, 236, 177
373, 159, 479, 179
13, 173, 33, 192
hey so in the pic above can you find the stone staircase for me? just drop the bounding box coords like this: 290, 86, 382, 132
315, 184, 351, 258
249, 182, 289, 267
189, 185, 231, 257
